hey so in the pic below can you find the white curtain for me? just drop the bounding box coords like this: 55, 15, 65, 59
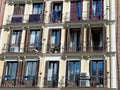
48, 63, 53, 81
30, 31, 35, 45
92, 2, 97, 16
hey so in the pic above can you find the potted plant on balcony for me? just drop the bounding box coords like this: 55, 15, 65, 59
54, 46, 59, 53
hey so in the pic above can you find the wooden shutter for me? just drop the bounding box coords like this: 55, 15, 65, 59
87, 27, 92, 51
13, 5, 19, 15
40, 29, 43, 51
36, 60, 40, 77
9, 30, 13, 46
90, 0, 93, 19
57, 61, 59, 75
66, 61, 68, 85
18, 30, 22, 47
103, 27, 106, 50
2, 62, 7, 78
104, 60, 107, 87
80, 28, 84, 51
70, 1, 78, 21
67, 28, 70, 51
101, 0, 104, 19
45, 61, 49, 85
22, 60, 27, 79
89, 60, 92, 77
25, 29, 30, 52
17, 61, 23, 83
50, 2, 53, 22
19, 4, 25, 15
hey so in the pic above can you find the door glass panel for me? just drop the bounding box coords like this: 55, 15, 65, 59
98, 61, 103, 76
92, 61, 97, 75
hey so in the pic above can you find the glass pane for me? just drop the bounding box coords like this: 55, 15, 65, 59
92, 1, 97, 16
11, 63, 17, 79
92, 61, 97, 75
11, 32, 16, 44
33, 4, 38, 14
35, 31, 40, 49
97, 1, 101, 16
98, 61, 103, 76
75, 62, 80, 74
32, 62, 37, 76
6, 63, 12, 76
53, 63, 57, 80
77, 2, 81, 17
38, 3, 43, 14
30, 31, 36, 45
51, 31, 56, 44
26, 62, 32, 76
48, 62, 53, 81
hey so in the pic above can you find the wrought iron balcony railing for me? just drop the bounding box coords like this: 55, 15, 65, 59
47, 43, 61, 54
49, 11, 62, 23
64, 10, 108, 22
7, 14, 44, 24
64, 42, 107, 52
44, 76, 59, 88
2, 43, 42, 53
1, 76, 40, 87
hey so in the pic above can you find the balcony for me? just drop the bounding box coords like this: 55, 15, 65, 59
1, 76, 39, 87
47, 43, 61, 54
49, 11, 62, 23
2, 43, 42, 53
7, 14, 44, 24
65, 75, 107, 88
64, 42, 107, 53
65, 10, 108, 23
44, 76, 58, 88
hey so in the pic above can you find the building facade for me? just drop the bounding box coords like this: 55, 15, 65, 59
0, 0, 117, 90
0, 0, 5, 37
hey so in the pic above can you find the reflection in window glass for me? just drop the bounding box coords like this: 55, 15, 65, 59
6, 62, 18, 79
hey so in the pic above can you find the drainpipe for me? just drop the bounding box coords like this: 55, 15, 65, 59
109, 0, 117, 88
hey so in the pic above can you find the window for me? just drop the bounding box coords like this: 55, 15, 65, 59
29, 30, 41, 50
66, 61, 80, 87
33, 3, 43, 14
90, 60, 104, 86
13, 4, 25, 15
5, 62, 18, 80
70, 1, 82, 21
51, 2, 63, 22
66, 29, 82, 52
25, 61, 37, 77
11, 4, 25, 23
90, 0, 103, 19
29, 3, 43, 22
45, 61, 59, 87
86, 27, 106, 51
11, 30, 22, 45
51, 30, 60, 45
48, 29, 61, 53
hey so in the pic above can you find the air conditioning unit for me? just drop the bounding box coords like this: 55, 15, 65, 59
10, 46, 19, 52
80, 80, 90, 87
80, 72, 90, 87
80, 72, 90, 79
